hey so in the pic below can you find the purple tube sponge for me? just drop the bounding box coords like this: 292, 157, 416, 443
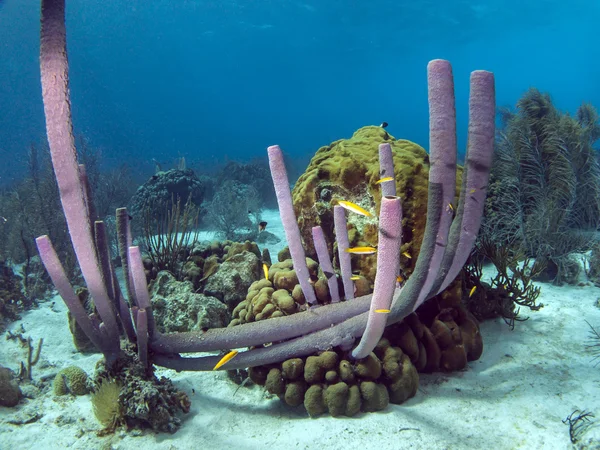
116, 208, 136, 306
378, 143, 397, 197
136, 308, 149, 369
351, 196, 402, 359
39, 0, 120, 362
35, 235, 108, 354
311, 226, 340, 303
413, 59, 458, 310
430, 70, 496, 297
268, 145, 317, 305
128, 246, 157, 340
334, 205, 354, 300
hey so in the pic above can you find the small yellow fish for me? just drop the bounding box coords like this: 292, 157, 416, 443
469, 286, 476, 298
448, 203, 454, 211
375, 309, 391, 314
375, 177, 394, 184
262, 263, 269, 280
350, 275, 361, 280
346, 247, 377, 255
396, 275, 404, 283
213, 350, 239, 371
402, 251, 411, 259
469, 188, 477, 194
337, 200, 373, 217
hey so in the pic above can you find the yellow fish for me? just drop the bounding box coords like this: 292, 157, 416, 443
375, 309, 391, 314
337, 200, 372, 217
262, 263, 269, 280
350, 275, 361, 280
213, 350, 239, 371
469, 188, 477, 194
375, 177, 394, 184
396, 275, 404, 283
469, 286, 476, 298
448, 203, 454, 211
402, 251, 411, 259
346, 247, 377, 255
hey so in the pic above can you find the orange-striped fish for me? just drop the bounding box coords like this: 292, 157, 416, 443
346, 247, 377, 255
213, 350, 239, 370
337, 200, 373, 217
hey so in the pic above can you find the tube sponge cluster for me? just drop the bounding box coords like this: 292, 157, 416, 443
37, 0, 494, 381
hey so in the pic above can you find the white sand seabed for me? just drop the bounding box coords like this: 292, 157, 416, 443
1, 210, 600, 449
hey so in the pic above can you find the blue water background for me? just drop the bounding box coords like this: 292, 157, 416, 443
0, 0, 598, 185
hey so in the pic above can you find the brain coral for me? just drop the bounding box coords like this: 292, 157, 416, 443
53, 366, 89, 396
292, 125, 462, 285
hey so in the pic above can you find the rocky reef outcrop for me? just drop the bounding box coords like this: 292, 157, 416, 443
128, 168, 213, 226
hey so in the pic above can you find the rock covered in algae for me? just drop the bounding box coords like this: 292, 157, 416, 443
144, 239, 262, 310
0, 365, 22, 407
95, 345, 190, 433
150, 271, 229, 333
203, 248, 263, 309
291, 125, 463, 285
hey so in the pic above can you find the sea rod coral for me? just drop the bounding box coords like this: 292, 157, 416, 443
35, 0, 494, 375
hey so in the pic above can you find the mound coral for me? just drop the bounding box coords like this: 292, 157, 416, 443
249, 341, 418, 417
247, 303, 482, 416
292, 127, 462, 285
